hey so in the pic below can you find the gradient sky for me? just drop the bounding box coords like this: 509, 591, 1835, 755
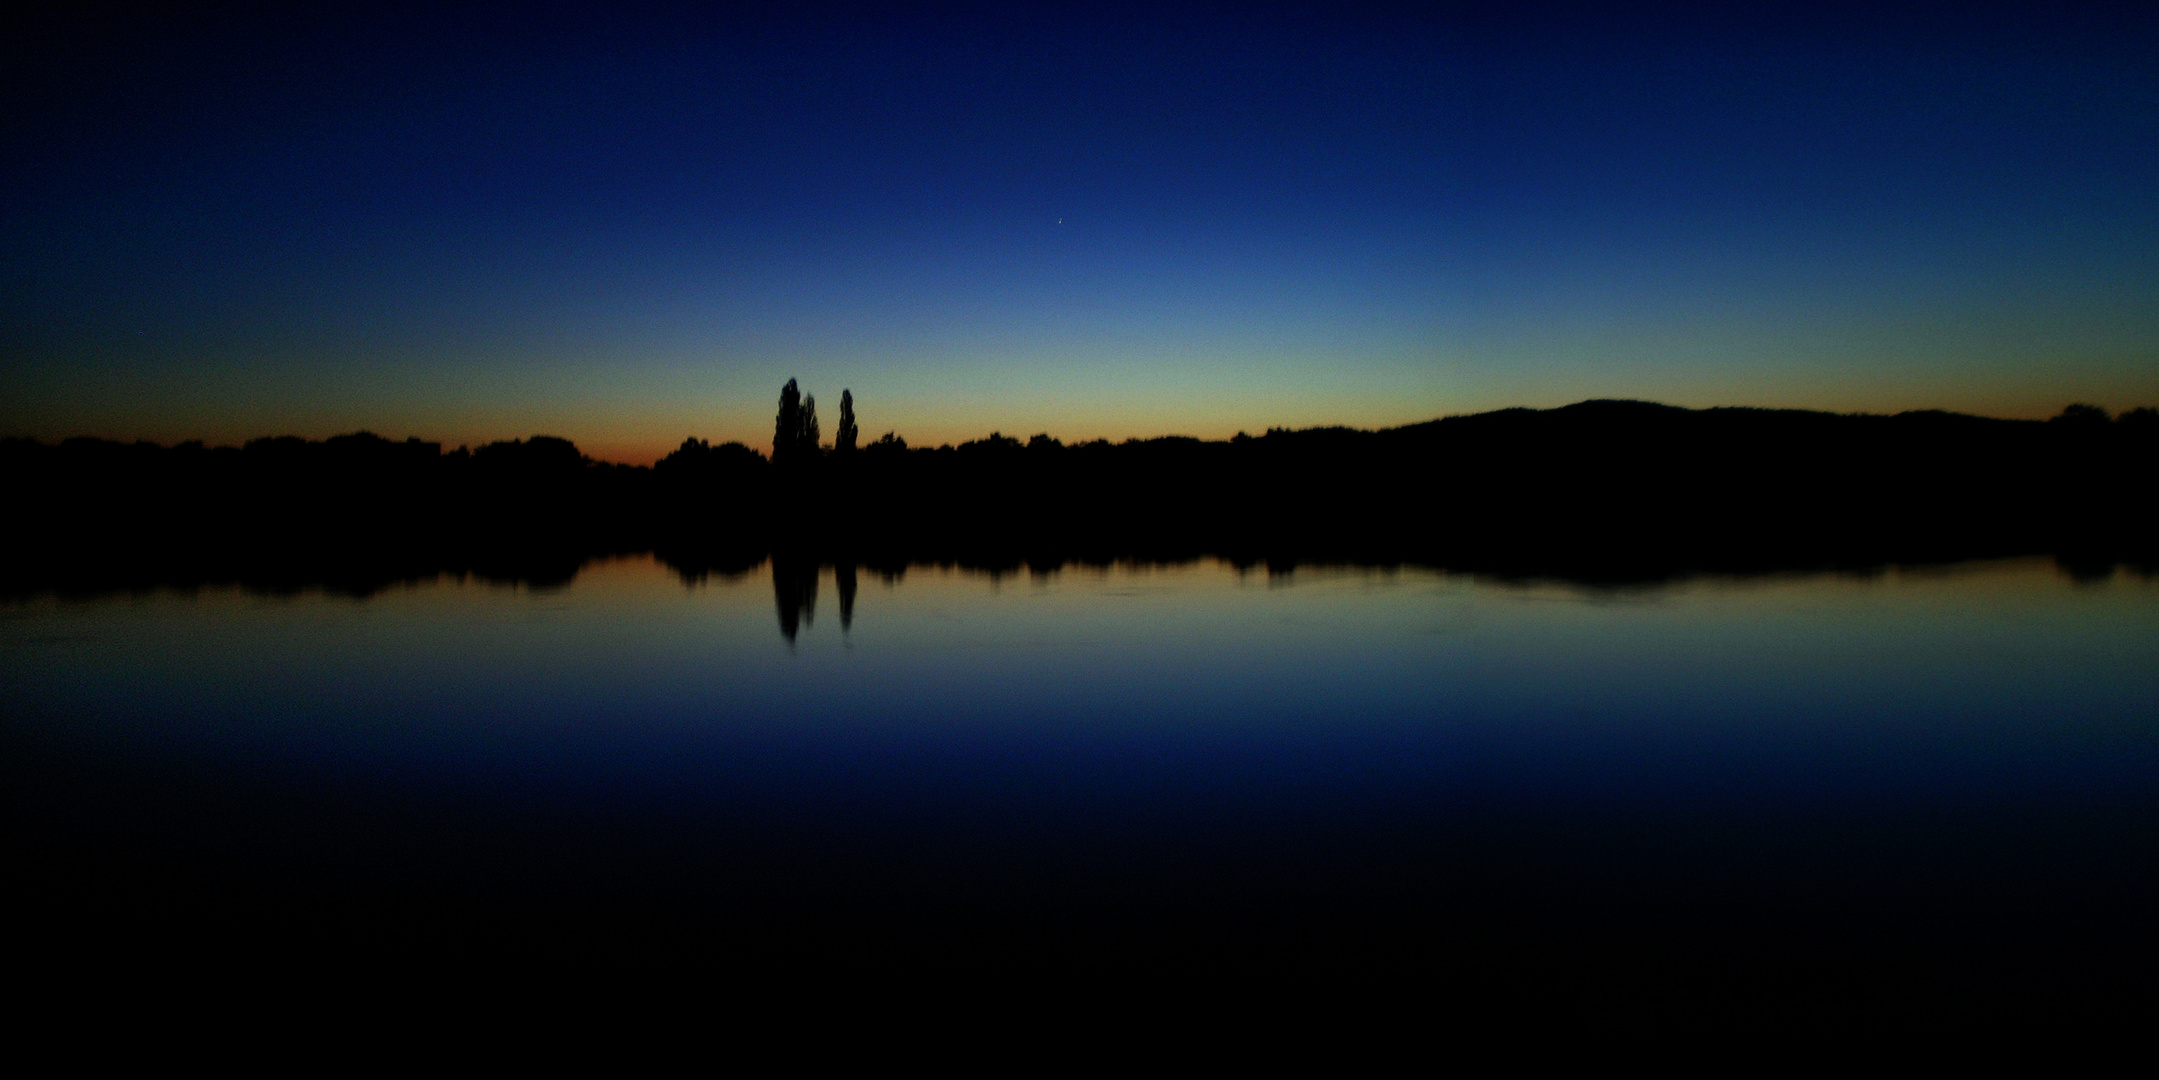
5, 4, 2157, 462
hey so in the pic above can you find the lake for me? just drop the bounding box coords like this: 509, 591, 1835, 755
5, 554, 2155, 1009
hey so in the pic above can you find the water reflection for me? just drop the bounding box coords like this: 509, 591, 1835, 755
736, 551, 2158, 643
3, 553, 2155, 1008
837, 561, 856, 632
769, 558, 865, 641
771, 553, 818, 642
7, 539, 2152, 606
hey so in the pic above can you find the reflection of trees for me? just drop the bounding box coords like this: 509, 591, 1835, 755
771, 554, 818, 643
837, 561, 857, 631
772, 559, 860, 640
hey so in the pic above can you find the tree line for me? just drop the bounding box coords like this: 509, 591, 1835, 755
5, 381, 2156, 592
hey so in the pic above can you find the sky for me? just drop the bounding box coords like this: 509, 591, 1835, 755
4, 3, 2157, 463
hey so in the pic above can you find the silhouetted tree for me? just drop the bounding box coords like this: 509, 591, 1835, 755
2054, 403, 2111, 428
472, 435, 585, 477
772, 379, 825, 463
655, 436, 766, 499
774, 379, 804, 463
836, 390, 858, 453
959, 432, 1023, 454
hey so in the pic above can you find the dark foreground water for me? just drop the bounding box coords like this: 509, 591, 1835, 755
5, 556, 2156, 1013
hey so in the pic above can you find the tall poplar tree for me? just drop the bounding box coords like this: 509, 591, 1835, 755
836, 390, 858, 453
773, 379, 803, 463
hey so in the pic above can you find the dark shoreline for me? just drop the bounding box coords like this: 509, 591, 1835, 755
8, 397, 2153, 597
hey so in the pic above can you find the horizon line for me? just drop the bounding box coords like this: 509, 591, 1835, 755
11, 397, 2149, 469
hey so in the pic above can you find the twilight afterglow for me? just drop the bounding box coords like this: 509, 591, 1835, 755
5, 6, 2155, 460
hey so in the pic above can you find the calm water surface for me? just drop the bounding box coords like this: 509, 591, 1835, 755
6, 556, 2157, 984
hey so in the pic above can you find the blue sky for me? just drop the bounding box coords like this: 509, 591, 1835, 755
5, 4, 2155, 460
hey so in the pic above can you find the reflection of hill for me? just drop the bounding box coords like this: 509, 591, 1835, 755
0, 545, 603, 601
7, 546, 2152, 606
4, 399, 2154, 599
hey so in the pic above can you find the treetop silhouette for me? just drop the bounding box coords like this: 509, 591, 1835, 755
772, 378, 822, 463
837, 390, 858, 453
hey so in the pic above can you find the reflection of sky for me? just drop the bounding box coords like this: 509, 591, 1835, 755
4, 9, 2158, 460
7, 556, 2155, 803
4, 555, 2158, 921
